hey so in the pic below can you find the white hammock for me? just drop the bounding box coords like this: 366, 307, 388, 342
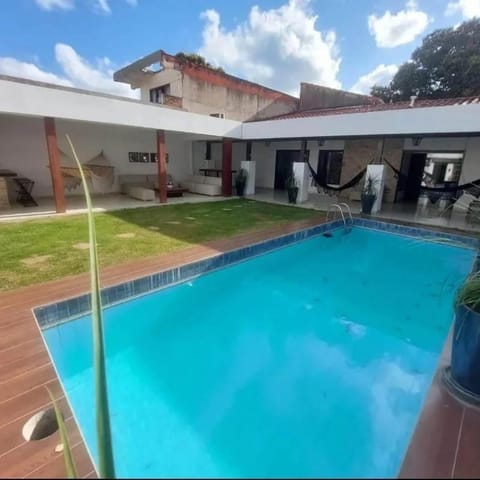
49, 150, 115, 193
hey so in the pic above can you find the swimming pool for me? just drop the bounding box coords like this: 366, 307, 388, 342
40, 223, 475, 478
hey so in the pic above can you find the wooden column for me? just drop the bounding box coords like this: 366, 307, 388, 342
222, 139, 232, 196
157, 130, 167, 203
44, 117, 66, 213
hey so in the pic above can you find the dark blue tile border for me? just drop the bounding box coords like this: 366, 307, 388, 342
33, 217, 477, 329
355, 217, 478, 249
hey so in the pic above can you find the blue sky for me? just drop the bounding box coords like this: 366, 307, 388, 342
0, 0, 478, 97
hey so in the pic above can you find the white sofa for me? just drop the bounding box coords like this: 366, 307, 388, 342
126, 185, 155, 201
185, 175, 222, 196
118, 174, 158, 195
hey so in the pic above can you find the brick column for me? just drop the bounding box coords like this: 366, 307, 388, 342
157, 130, 167, 204
222, 139, 232, 197
44, 117, 66, 213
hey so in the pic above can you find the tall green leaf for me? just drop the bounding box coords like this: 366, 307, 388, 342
66, 134, 116, 478
47, 387, 78, 479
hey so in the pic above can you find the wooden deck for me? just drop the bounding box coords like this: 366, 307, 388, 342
1, 217, 480, 478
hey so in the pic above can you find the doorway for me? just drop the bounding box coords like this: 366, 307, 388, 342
274, 150, 302, 190
395, 152, 427, 203
395, 151, 464, 203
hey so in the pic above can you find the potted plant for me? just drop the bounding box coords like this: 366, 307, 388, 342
286, 174, 299, 204
235, 168, 248, 197
444, 271, 480, 403
361, 176, 377, 215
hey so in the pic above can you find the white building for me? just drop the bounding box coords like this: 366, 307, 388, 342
0, 53, 480, 223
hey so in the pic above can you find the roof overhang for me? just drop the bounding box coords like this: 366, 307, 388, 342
113, 49, 165, 87
242, 104, 480, 140
0, 76, 242, 138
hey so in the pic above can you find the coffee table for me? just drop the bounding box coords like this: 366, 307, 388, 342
166, 187, 189, 198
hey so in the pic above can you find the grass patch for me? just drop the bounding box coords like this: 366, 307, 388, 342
0, 199, 322, 291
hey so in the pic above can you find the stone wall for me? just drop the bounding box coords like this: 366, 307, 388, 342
0, 178, 10, 210
382, 138, 404, 202
341, 138, 380, 186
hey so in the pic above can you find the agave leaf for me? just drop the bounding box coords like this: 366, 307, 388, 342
66, 135, 116, 478
46, 387, 78, 479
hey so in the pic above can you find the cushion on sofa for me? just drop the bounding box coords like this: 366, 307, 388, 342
126, 185, 155, 201
203, 176, 222, 186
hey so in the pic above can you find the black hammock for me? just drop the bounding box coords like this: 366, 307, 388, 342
382, 156, 480, 194
306, 159, 367, 192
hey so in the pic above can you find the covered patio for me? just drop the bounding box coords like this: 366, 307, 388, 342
0, 76, 244, 220
249, 187, 479, 232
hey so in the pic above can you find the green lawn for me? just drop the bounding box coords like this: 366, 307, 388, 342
0, 199, 323, 291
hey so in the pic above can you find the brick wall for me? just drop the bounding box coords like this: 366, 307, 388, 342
163, 94, 183, 109
0, 178, 10, 209
382, 138, 404, 202
341, 138, 380, 186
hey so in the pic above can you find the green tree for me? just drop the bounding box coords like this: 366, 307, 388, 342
371, 19, 480, 101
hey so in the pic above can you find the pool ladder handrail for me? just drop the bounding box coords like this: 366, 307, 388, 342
326, 202, 353, 231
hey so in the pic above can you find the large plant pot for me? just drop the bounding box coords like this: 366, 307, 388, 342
287, 186, 299, 204
361, 194, 376, 215
444, 303, 480, 403
235, 179, 246, 197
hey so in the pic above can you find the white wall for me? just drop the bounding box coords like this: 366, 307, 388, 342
0, 115, 49, 197
0, 115, 194, 197
191, 141, 244, 176
0, 77, 242, 138
243, 104, 480, 139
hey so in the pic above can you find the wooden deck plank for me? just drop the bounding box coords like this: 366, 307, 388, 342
0, 397, 72, 459
0, 363, 56, 403
0, 378, 64, 430
0, 417, 81, 478
0, 219, 323, 478
2, 216, 477, 479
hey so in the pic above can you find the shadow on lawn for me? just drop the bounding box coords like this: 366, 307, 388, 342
102, 198, 324, 251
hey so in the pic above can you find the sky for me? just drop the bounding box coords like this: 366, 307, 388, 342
0, 0, 479, 99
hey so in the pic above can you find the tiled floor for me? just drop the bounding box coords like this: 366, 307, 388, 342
1, 216, 480, 478
0, 192, 230, 223
249, 188, 480, 233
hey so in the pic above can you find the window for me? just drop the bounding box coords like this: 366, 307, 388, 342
316, 150, 343, 186
149, 85, 170, 104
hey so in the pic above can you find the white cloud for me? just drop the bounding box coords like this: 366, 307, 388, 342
35, 0, 74, 10
0, 57, 74, 86
351, 64, 399, 94
35, 0, 138, 14
92, 0, 111, 14
446, 0, 480, 18
368, 0, 430, 48
198, 0, 341, 96
0, 43, 137, 98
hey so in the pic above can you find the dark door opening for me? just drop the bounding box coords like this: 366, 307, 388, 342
395, 152, 427, 203
274, 150, 302, 190
316, 150, 343, 186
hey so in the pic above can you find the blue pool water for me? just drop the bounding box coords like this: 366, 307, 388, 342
43, 227, 474, 478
